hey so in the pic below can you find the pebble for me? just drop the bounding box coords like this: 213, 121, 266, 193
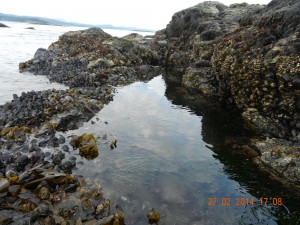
62, 145, 70, 152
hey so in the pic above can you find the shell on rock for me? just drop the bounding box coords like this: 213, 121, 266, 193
0, 178, 9, 192
37, 187, 51, 200
5, 169, 18, 179
22, 202, 37, 211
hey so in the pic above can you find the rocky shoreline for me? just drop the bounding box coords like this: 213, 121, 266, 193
1, 0, 300, 223
1, 29, 162, 224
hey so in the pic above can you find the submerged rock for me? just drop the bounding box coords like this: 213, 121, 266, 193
70, 133, 99, 159
147, 208, 160, 224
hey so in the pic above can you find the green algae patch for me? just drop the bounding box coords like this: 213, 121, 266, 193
70, 133, 99, 159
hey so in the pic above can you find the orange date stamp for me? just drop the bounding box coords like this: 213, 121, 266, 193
208, 197, 283, 206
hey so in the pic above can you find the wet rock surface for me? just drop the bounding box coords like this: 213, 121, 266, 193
70, 134, 99, 160
0, 89, 104, 130
153, 0, 300, 185
252, 138, 300, 184
0, 119, 128, 224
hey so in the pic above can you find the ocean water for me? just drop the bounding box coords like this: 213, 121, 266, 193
1, 21, 299, 225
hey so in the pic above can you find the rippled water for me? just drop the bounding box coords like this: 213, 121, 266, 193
1, 21, 300, 225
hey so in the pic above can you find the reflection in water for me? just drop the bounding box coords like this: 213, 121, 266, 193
67, 75, 300, 225
164, 75, 300, 224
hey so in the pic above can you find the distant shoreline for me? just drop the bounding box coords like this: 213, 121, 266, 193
0, 12, 156, 32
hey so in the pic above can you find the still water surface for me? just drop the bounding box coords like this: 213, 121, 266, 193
68, 76, 300, 224
1, 21, 299, 225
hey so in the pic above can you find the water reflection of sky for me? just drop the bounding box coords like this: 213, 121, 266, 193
69, 76, 294, 225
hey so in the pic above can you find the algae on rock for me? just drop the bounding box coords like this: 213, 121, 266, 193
70, 133, 99, 159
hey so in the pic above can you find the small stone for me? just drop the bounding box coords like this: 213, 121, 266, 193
47, 136, 59, 147
8, 185, 19, 195
52, 151, 65, 165
30, 145, 42, 152
60, 160, 76, 172
37, 187, 50, 200
15, 155, 29, 170
13, 94, 18, 100
38, 140, 47, 147
57, 135, 65, 144
62, 145, 70, 152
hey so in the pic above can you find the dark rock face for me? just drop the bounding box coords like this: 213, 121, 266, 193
153, 0, 300, 183
212, 1, 300, 140
162, 2, 264, 71
155, 2, 265, 102
155, 0, 300, 139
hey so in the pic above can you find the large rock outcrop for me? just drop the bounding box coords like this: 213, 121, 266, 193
20, 28, 162, 98
155, 0, 300, 184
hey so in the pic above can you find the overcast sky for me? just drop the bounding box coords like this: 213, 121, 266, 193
1, 0, 271, 30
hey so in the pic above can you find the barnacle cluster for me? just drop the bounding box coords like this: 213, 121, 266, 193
212, 26, 299, 137
276, 55, 300, 77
